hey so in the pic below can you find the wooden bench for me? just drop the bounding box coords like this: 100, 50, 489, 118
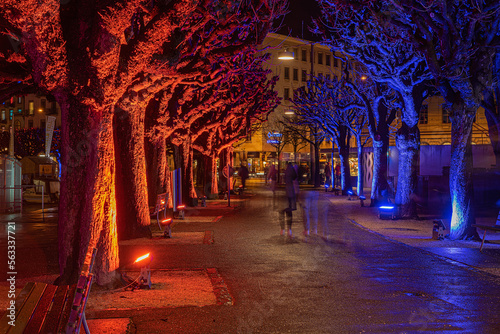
473, 210, 500, 252
0, 248, 97, 334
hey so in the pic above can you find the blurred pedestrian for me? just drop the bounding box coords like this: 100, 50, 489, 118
268, 164, 278, 193
324, 162, 331, 187
280, 162, 297, 237
238, 163, 249, 189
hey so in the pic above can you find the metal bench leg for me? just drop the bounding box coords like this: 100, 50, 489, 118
82, 313, 90, 334
480, 230, 487, 252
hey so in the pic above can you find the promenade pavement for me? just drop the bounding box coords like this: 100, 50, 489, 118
2, 179, 500, 333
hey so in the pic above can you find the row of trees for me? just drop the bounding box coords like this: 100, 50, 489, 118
293, 0, 500, 240
1, 0, 287, 285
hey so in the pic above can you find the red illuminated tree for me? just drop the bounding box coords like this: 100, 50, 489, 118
1, 0, 285, 285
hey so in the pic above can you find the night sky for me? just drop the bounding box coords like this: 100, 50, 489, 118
277, 0, 322, 41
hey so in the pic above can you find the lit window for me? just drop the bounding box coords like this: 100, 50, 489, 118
419, 105, 428, 124
1, 110, 5, 121
29, 101, 34, 115
9, 109, 13, 120
18, 96, 22, 104
14, 120, 21, 130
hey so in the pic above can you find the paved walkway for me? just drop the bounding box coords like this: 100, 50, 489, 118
2, 179, 500, 333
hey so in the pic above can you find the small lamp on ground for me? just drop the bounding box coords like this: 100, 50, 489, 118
347, 190, 353, 201
379, 205, 395, 220
325, 184, 329, 192
177, 205, 185, 219
359, 195, 366, 207
119, 252, 153, 290
161, 218, 173, 238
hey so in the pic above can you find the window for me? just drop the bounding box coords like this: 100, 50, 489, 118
28, 120, 33, 128
51, 102, 57, 114
293, 48, 298, 60
302, 70, 307, 82
284, 88, 290, 100
318, 72, 323, 79
284, 67, 290, 80
419, 105, 428, 124
301, 49, 307, 62
442, 107, 451, 124
326, 55, 331, 66
9, 109, 13, 120
14, 120, 21, 130
318, 52, 323, 65
29, 101, 34, 115
293, 68, 298, 81
17, 108, 22, 114
1, 110, 5, 121
326, 74, 331, 81
18, 96, 22, 104
41, 99, 46, 109
40, 120, 46, 129
334, 58, 338, 68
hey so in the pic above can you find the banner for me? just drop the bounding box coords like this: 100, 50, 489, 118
45, 116, 56, 157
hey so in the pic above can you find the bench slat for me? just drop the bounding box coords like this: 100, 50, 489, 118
40, 285, 69, 334
56, 284, 76, 334
0, 282, 36, 334
23, 284, 57, 334
9, 283, 47, 334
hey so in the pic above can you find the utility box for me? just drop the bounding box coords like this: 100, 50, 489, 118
432, 220, 446, 240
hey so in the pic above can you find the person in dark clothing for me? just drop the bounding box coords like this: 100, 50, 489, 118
238, 164, 249, 189
280, 162, 298, 237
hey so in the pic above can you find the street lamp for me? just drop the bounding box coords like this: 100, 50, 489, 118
278, 49, 294, 60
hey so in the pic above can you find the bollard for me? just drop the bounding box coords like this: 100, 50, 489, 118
201, 196, 207, 207
359, 195, 366, 207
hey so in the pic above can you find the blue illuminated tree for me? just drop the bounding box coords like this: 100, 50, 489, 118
315, 0, 433, 218
369, 0, 500, 239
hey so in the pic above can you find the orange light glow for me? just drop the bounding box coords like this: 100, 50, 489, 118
161, 200, 165, 204
134, 253, 150, 263
161, 218, 172, 224
177, 205, 185, 209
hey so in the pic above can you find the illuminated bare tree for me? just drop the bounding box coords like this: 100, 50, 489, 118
315, 0, 432, 217
368, 0, 500, 239
0, 0, 286, 284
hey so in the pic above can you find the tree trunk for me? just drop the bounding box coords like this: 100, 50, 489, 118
395, 124, 420, 219
114, 105, 151, 240
179, 136, 197, 206
338, 127, 352, 194
58, 98, 119, 286
356, 144, 364, 197
146, 138, 167, 207
313, 141, 321, 187
370, 137, 389, 206
449, 107, 478, 240
484, 89, 500, 168
211, 153, 219, 196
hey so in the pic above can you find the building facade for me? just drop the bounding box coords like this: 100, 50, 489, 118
233, 33, 493, 181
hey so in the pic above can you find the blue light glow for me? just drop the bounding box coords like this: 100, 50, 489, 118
379, 206, 394, 210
